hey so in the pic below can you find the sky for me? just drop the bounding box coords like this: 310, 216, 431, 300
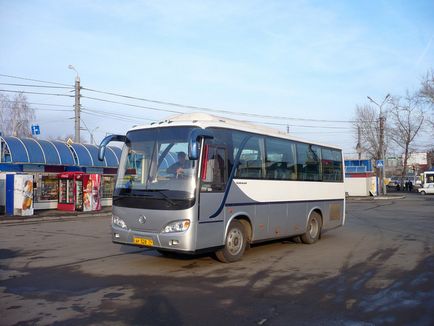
0, 0, 433, 155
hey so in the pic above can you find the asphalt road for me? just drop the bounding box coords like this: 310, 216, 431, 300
1, 194, 433, 325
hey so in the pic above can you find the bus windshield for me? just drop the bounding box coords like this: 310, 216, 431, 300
114, 127, 198, 210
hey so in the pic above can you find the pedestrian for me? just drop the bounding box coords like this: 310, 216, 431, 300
409, 180, 413, 192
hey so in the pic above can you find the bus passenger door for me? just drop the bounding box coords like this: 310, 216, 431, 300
196, 145, 229, 249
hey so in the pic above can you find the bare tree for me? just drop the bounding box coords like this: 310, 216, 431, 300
388, 93, 425, 185
420, 69, 434, 103
353, 104, 389, 160
419, 70, 434, 133
0, 93, 11, 134
0, 92, 35, 137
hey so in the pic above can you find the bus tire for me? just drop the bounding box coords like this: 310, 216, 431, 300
301, 211, 322, 244
215, 220, 247, 263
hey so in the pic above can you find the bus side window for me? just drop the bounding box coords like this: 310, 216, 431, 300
236, 137, 264, 179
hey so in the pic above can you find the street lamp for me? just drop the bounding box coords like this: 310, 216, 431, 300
90, 126, 99, 145
367, 93, 391, 196
81, 119, 99, 145
68, 64, 81, 143
68, 64, 80, 82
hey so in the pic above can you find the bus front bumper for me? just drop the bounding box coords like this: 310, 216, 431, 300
112, 225, 194, 252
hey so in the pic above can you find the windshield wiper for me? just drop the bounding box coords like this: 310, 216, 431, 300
145, 189, 176, 206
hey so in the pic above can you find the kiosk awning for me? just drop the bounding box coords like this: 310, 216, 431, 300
0, 136, 121, 168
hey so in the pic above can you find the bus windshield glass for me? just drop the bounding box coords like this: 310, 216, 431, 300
114, 127, 198, 209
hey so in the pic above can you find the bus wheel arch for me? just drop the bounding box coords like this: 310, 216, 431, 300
237, 216, 252, 246
215, 217, 250, 263
301, 209, 323, 244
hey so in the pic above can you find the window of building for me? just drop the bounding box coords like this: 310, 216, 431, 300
102, 176, 115, 198
38, 175, 58, 201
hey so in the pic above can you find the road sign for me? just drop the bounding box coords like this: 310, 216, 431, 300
376, 160, 384, 168
31, 125, 40, 135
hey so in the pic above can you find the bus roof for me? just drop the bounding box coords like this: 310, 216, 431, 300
130, 112, 342, 150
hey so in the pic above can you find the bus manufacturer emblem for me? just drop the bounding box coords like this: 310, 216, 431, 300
138, 215, 147, 224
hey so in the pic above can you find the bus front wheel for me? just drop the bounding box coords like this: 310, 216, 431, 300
215, 220, 247, 263
301, 211, 322, 244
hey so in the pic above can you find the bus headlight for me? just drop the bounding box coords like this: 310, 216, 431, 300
112, 214, 127, 229
162, 220, 191, 233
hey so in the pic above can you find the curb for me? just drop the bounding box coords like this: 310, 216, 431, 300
373, 196, 406, 200
347, 195, 406, 201
0, 211, 111, 225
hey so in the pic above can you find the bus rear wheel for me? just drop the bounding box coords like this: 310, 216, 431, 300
301, 211, 322, 244
215, 220, 247, 263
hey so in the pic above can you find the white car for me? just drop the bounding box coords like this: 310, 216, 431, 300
418, 184, 434, 195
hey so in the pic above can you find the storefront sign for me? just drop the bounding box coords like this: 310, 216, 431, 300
23, 165, 44, 172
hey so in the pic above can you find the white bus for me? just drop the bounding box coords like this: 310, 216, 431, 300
422, 171, 434, 188
99, 113, 345, 262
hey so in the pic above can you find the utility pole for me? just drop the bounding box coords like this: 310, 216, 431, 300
367, 94, 390, 196
68, 65, 81, 143
379, 115, 385, 194
356, 125, 362, 161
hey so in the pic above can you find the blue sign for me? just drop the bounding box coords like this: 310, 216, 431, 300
376, 160, 384, 168
31, 124, 40, 135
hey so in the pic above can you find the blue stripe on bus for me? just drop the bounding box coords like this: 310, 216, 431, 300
198, 220, 224, 224
225, 198, 344, 207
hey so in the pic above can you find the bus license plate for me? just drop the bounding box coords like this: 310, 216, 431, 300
133, 237, 154, 246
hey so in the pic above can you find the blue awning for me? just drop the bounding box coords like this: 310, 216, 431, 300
1, 136, 121, 169
1, 136, 29, 163
50, 141, 75, 165
21, 138, 45, 164
37, 140, 61, 165
104, 146, 121, 167
69, 143, 94, 167
82, 144, 106, 167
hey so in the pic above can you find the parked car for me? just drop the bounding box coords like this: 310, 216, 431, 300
418, 184, 434, 195
387, 179, 400, 189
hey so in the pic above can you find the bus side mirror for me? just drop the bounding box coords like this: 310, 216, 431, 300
188, 129, 213, 160
98, 134, 127, 161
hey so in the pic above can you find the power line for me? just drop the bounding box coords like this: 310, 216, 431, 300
28, 102, 72, 108
82, 86, 355, 123
0, 89, 74, 97
80, 104, 351, 130
40, 118, 74, 123
1, 74, 358, 124
81, 110, 141, 123
291, 131, 352, 134
0, 82, 73, 89
33, 108, 71, 112
81, 95, 183, 114
1, 73, 363, 124
0, 73, 72, 87
81, 109, 141, 122
247, 120, 353, 130
82, 107, 156, 121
